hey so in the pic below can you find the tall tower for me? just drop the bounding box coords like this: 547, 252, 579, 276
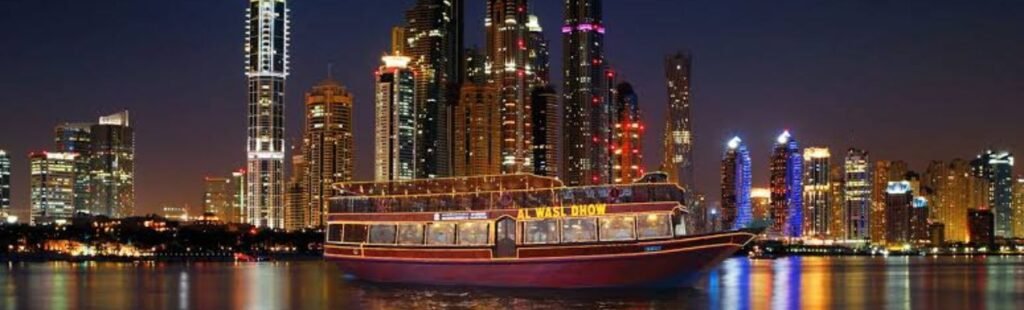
302, 79, 353, 227
91, 111, 134, 218
971, 150, 1014, 238
0, 150, 9, 218
884, 181, 914, 245
29, 152, 77, 225
843, 148, 872, 241
54, 123, 92, 213
661, 51, 694, 189
404, 0, 463, 178
610, 82, 644, 183
721, 137, 752, 230
526, 14, 550, 88
453, 83, 501, 177
530, 86, 559, 178
802, 147, 831, 239
375, 54, 417, 181
769, 131, 803, 238
562, 0, 608, 185
487, 0, 532, 174
203, 177, 231, 217
244, 0, 290, 228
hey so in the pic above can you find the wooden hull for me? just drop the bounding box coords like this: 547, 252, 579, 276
325, 230, 756, 289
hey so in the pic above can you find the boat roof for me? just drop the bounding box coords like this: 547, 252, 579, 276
332, 174, 566, 197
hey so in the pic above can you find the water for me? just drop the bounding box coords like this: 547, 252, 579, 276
2, 256, 1024, 309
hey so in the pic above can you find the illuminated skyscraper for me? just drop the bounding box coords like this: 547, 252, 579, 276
769, 131, 802, 238
284, 151, 306, 231
244, 0, 290, 228
375, 54, 417, 181
203, 177, 231, 218
0, 150, 9, 217
843, 148, 872, 240
829, 165, 846, 239
802, 147, 831, 239
910, 197, 930, 245
751, 188, 771, 221
453, 83, 501, 176
90, 111, 134, 218
302, 79, 353, 227
403, 0, 463, 178
610, 82, 643, 183
884, 181, 913, 245
661, 51, 694, 189
1014, 179, 1024, 239
55, 123, 92, 212
530, 86, 559, 177
29, 152, 77, 225
230, 169, 246, 223
721, 137, 752, 230
487, 0, 532, 174
923, 159, 973, 242
527, 15, 550, 88
562, 0, 609, 185
971, 150, 1014, 238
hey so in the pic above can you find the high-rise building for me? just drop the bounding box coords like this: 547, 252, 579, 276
29, 152, 77, 225
970, 150, 1014, 238
375, 54, 417, 181
284, 152, 306, 231
453, 83, 501, 176
870, 160, 891, 243
967, 208, 995, 246
527, 15, 550, 88
55, 123, 92, 212
464, 46, 486, 85
610, 82, 644, 183
843, 148, 872, 240
562, 0, 609, 185
884, 181, 913, 245
90, 111, 134, 218
661, 51, 694, 189
244, 0, 290, 229
403, 0, 463, 178
910, 196, 930, 245
530, 86, 559, 178
828, 164, 846, 239
0, 150, 10, 217
203, 177, 231, 218
769, 131, 803, 238
302, 79, 353, 227
923, 159, 974, 242
802, 147, 831, 239
751, 188, 771, 222
1014, 178, 1024, 239
230, 169, 246, 224
487, 0, 533, 174
721, 137, 752, 230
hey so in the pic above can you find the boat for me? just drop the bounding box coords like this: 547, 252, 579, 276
324, 173, 759, 289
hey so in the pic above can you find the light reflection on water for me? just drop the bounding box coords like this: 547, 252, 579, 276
1, 257, 1023, 309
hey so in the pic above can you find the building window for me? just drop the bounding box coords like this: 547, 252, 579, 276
426, 223, 456, 245
599, 216, 636, 241
523, 219, 560, 244
561, 218, 598, 243
369, 224, 397, 244
327, 224, 343, 243
397, 224, 424, 245
342, 224, 368, 243
637, 213, 672, 239
457, 222, 489, 246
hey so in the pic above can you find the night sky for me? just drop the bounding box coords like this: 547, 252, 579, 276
1, 0, 1022, 216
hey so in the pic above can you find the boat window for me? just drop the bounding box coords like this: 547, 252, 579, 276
327, 224, 343, 243
397, 224, 424, 245
369, 224, 397, 244
599, 216, 636, 241
523, 219, 560, 244
637, 213, 672, 239
426, 223, 456, 245
343, 224, 368, 243
561, 218, 598, 243
457, 222, 490, 245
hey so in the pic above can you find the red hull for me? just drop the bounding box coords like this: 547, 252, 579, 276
326, 231, 755, 289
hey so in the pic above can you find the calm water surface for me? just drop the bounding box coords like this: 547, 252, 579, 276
2, 256, 1023, 309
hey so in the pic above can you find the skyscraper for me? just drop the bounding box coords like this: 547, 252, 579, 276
721, 137, 752, 230
375, 54, 417, 181
403, 0, 463, 178
843, 148, 872, 240
453, 83, 501, 176
1014, 179, 1024, 239
90, 111, 134, 218
885, 181, 913, 245
751, 188, 771, 222
284, 151, 306, 231
487, 0, 532, 174
562, 0, 609, 185
0, 150, 9, 218
244, 0, 290, 228
530, 86, 559, 178
55, 123, 92, 212
661, 51, 694, 189
29, 152, 77, 225
526, 15, 550, 88
802, 147, 831, 239
230, 169, 246, 224
203, 177, 231, 218
924, 159, 973, 242
610, 82, 643, 184
302, 79, 353, 227
769, 131, 802, 238
967, 208, 995, 246
971, 150, 1014, 238
870, 160, 891, 243
829, 164, 846, 239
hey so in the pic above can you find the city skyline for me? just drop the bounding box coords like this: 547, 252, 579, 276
2, 1, 1023, 215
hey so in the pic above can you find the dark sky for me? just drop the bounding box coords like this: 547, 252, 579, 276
1, 0, 1022, 216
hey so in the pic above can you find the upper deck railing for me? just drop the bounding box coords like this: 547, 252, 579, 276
328, 174, 686, 214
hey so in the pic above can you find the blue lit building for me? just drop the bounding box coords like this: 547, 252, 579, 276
769, 131, 803, 238
721, 137, 752, 230
970, 150, 1014, 238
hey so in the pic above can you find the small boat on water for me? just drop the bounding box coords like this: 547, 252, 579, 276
324, 174, 759, 289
